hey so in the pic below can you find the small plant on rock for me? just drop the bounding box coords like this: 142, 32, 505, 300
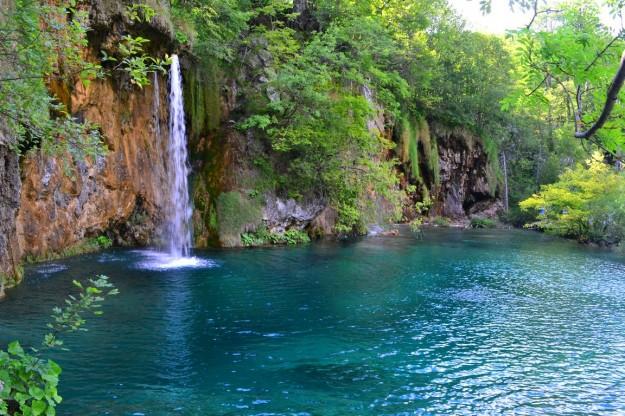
431, 216, 450, 227
470, 218, 497, 229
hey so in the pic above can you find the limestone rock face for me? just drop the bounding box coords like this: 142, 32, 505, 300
0, 139, 22, 290
17, 75, 170, 258
263, 194, 325, 233
309, 207, 338, 238
430, 124, 499, 219
14, 0, 175, 260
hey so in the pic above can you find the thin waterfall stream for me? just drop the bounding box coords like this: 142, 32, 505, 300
143, 54, 207, 269
166, 54, 193, 258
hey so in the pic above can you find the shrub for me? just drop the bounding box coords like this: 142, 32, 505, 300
470, 217, 497, 229
431, 216, 450, 227
520, 153, 625, 245
281, 229, 311, 245
499, 206, 537, 228
409, 218, 423, 233
241, 227, 310, 246
94, 235, 112, 249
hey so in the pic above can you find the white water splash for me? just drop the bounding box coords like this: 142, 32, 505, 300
133, 250, 217, 271
165, 55, 193, 258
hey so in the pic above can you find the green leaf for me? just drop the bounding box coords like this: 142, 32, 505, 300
29, 386, 45, 400
31, 399, 47, 415
48, 361, 62, 377
8, 341, 24, 357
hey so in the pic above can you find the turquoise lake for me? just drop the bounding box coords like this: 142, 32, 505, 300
2, 229, 625, 415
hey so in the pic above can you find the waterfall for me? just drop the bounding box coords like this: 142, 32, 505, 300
165, 54, 193, 258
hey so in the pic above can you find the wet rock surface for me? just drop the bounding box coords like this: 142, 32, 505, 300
263, 194, 325, 234
431, 124, 499, 219
16, 75, 169, 259
0, 137, 22, 288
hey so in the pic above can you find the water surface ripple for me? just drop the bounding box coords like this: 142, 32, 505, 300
1, 229, 625, 415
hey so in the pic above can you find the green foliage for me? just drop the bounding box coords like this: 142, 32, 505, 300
520, 152, 625, 244
171, 0, 250, 61
277, 229, 311, 245
242, 227, 310, 246
238, 12, 410, 233
0, 341, 62, 416
94, 236, 112, 249
125, 4, 156, 22
422, 28, 514, 143
0, 276, 117, 415
398, 117, 422, 182
470, 217, 497, 229
170, 0, 537, 232
241, 232, 265, 247
505, 0, 625, 154
431, 216, 451, 227
1, 0, 166, 165
415, 198, 433, 215
0, 0, 104, 158
102, 5, 171, 88
0, 266, 24, 293
409, 217, 424, 233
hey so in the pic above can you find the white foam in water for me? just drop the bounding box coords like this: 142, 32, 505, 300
134, 250, 217, 271
97, 253, 124, 263
367, 224, 384, 236
34, 264, 68, 276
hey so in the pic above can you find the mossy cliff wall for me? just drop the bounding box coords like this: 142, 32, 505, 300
395, 117, 500, 220
9, 1, 174, 275
0, 137, 22, 294
0, 0, 502, 292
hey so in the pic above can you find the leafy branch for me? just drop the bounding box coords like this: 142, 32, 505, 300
0, 276, 118, 416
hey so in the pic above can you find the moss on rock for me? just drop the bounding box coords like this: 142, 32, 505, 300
216, 191, 263, 247
22, 236, 112, 264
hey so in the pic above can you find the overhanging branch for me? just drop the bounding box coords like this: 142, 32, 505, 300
575, 49, 625, 139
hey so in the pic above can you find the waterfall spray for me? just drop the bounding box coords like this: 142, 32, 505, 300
166, 55, 193, 257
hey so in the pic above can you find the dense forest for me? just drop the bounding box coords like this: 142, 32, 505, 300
3, 0, 625, 414
3, 0, 625, 251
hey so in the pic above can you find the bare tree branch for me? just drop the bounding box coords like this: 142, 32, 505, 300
584, 31, 624, 72
525, 74, 548, 96
525, 0, 561, 30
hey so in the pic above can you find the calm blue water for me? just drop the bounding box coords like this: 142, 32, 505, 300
2, 229, 625, 415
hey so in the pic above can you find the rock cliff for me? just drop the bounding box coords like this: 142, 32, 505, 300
0, 135, 22, 294
17, 75, 170, 259
430, 123, 500, 219
0, 0, 502, 291
6, 1, 174, 276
